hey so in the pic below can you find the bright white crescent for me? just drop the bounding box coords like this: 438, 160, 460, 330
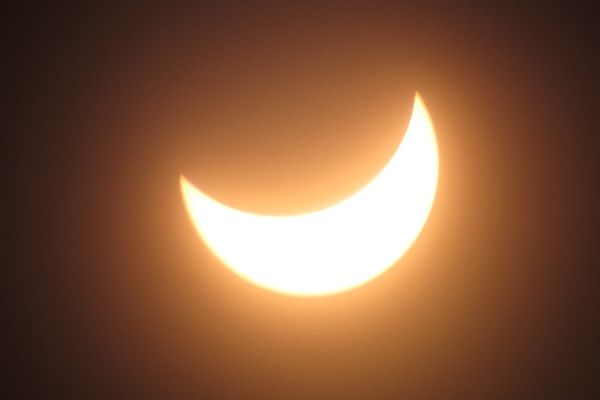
181, 93, 439, 296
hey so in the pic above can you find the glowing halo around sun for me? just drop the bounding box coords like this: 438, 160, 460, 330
180, 93, 439, 297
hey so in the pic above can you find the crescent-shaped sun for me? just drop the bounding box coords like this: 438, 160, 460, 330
181, 93, 438, 297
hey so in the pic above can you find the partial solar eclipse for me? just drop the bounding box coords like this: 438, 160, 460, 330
181, 93, 439, 296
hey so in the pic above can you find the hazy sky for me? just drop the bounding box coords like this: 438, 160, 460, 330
5, 2, 598, 398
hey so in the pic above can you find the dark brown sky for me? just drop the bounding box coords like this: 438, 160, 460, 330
5, 2, 598, 398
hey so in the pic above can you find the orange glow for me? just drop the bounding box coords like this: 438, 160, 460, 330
181, 93, 439, 296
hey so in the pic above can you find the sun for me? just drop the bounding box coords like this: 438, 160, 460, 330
181, 93, 438, 296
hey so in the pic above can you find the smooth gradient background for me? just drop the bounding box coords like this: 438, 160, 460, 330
5, 2, 598, 398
